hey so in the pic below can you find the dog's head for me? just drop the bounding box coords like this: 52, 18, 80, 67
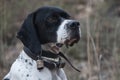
17, 6, 81, 54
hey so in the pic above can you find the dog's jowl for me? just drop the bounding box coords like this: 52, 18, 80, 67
4, 6, 81, 80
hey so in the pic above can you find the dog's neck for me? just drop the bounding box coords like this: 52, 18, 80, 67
41, 43, 61, 54
24, 43, 81, 72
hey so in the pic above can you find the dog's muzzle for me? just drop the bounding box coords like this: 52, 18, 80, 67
65, 20, 80, 47
57, 19, 81, 47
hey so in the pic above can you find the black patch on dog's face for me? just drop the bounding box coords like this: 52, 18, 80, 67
34, 7, 70, 44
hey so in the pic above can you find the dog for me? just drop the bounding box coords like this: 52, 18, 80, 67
4, 6, 81, 80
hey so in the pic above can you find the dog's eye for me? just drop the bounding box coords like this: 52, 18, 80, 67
47, 15, 58, 23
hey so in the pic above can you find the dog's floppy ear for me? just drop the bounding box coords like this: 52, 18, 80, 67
17, 13, 41, 55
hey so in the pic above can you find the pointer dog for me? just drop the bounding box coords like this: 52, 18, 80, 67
4, 6, 81, 80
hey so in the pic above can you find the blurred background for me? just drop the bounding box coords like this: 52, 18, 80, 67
0, 0, 120, 80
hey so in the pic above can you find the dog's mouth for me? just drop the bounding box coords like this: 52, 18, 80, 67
64, 38, 79, 47
56, 37, 80, 48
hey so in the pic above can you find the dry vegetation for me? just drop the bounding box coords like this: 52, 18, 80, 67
0, 0, 120, 80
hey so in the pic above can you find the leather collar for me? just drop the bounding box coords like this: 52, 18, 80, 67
24, 47, 59, 60
23, 47, 65, 70
23, 47, 80, 72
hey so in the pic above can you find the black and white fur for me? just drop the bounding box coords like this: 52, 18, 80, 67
4, 6, 81, 80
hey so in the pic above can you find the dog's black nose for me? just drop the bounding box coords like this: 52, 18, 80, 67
68, 21, 80, 29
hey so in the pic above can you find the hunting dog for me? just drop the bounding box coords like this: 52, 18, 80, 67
4, 6, 81, 80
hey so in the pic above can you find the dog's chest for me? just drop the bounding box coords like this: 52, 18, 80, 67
11, 50, 64, 80
11, 51, 51, 80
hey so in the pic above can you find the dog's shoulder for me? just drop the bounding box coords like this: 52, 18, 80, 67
4, 50, 53, 80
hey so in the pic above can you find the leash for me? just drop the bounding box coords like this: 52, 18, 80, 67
58, 52, 81, 72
